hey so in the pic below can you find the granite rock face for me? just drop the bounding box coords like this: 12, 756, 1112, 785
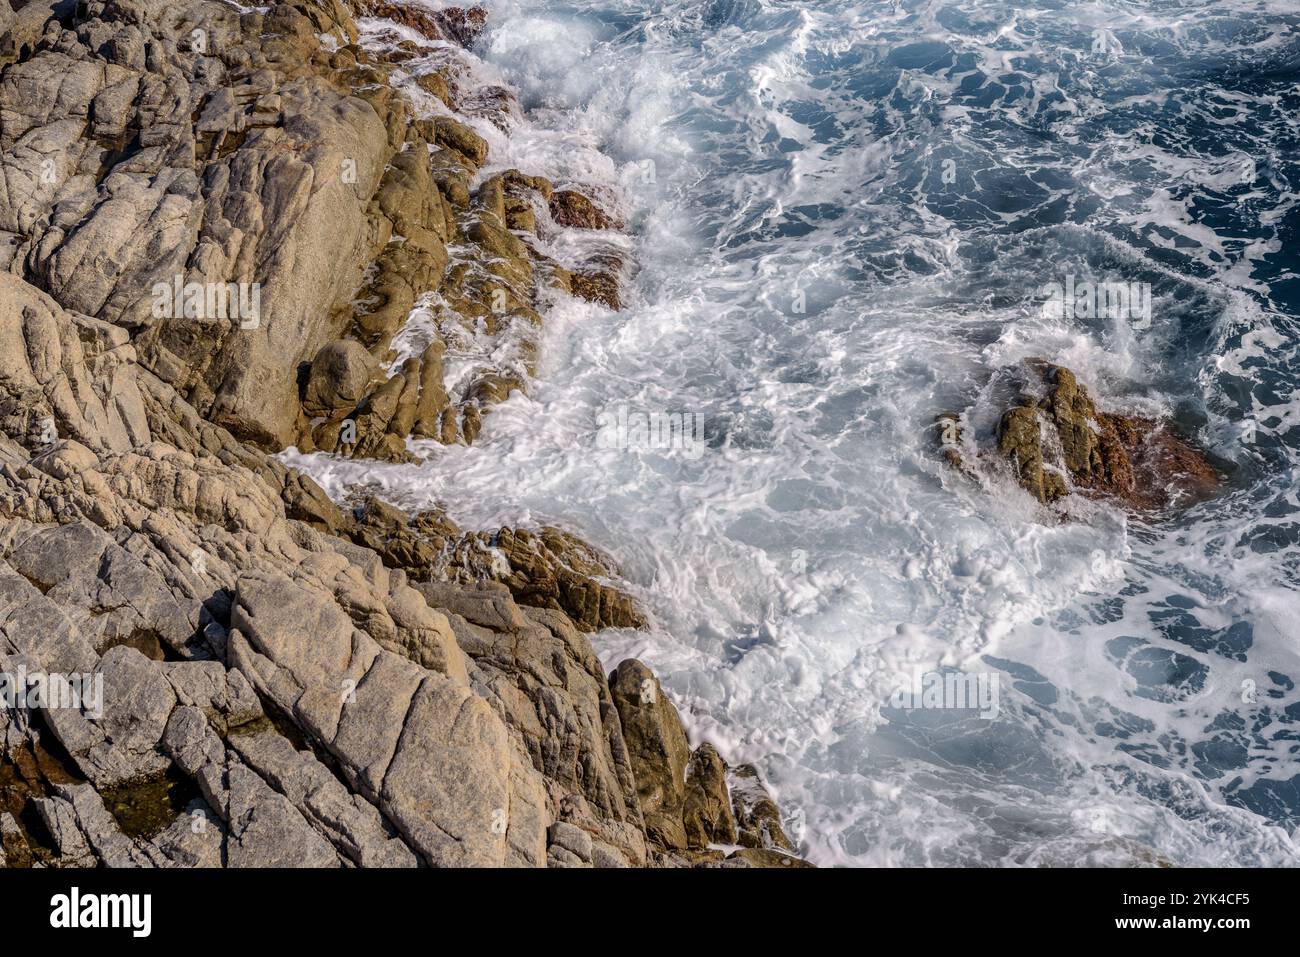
0, 0, 804, 870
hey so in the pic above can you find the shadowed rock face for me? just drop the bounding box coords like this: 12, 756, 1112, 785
608, 660, 800, 864
989, 360, 1219, 511
0, 0, 805, 869
609, 660, 691, 850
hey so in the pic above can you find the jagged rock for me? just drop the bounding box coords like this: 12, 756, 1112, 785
460, 84, 521, 130
148, 797, 226, 867
42, 645, 176, 789
0, 812, 31, 868
415, 71, 453, 106
161, 660, 263, 735
227, 729, 418, 868
343, 503, 647, 633
354, 2, 486, 48
994, 360, 1218, 510
430, 583, 644, 830
719, 847, 814, 868
411, 340, 452, 438
280, 469, 349, 532
0, 273, 149, 456
1, 2, 393, 448
418, 581, 527, 634
571, 269, 622, 310
8, 520, 196, 657
999, 404, 1067, 503
729, 764, 794, 852
162, 706, 342, 868
34, 792, 97, 865
40, 782, 163, 867
609, 659, 691, 851
0, 563, 100, 675
547, 820, 594, 868
432, 6, 489, 48
432, 114, 489, 167
430, 147, 474, 207
457, 527, 647, 632
227, 570, 518, 865
683, 743, 737, 847
0, 0, 803, 875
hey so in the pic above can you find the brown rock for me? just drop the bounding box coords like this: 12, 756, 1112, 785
570, 270, 622, 310
412, 341, 452, 439
414, 71, 453, 106
482, 527, 647, 632
353, 1, 448, 41
683, 743, 737, 847
432, 115, 490, 167
303, 341, 381, 417
608, 659, 691, 851
729, 763, 794, 852
387, 358, 422, 439
433, 7, 489, 48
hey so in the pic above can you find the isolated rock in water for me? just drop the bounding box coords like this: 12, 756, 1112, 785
934, 412, 964, 470
303, 341, 382, 418
609, 659, 691, 850
998, 404, 1068, 504
986, 360, 1218, 510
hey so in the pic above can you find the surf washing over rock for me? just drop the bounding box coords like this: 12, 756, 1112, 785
0, 0, 805, 868
2, 0, 1299, 872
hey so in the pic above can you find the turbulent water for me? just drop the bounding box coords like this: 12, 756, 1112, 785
288, 0, 1300, 865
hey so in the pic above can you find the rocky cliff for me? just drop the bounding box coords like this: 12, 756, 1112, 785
0, 0, 804, 868
938, 359, 1219, 514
